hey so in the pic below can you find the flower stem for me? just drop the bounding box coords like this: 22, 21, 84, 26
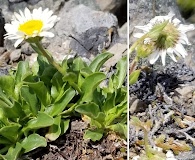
34, 41, 64, 75
129, 57, 139, 74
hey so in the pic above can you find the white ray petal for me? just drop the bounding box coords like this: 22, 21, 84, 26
172, 18, 180, 25
148, 50, 160, 64
167, 48, 177, 62
174, 43, 188, 58
135, 25, 150, 32
14, 38, 24, 48
24, 7, 32, 20
178, 33, 191, 45
178, 24, 195, 33
160, 50, 167, 66
39, 31, 54, 37
133, 33, 144, 38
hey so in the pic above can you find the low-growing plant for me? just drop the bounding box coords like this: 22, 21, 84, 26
75, 56, 127, 141
1, 7, 127, 159
130, 116, 167, 160
130, 116, 191, 160
0, 52, 127, 159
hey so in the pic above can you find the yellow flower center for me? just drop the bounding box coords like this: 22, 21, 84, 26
18, 20, 43, 36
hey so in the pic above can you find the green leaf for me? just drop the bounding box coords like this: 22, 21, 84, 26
75, 102, 100, 119
40, 66, 57, 86
23, 112, 54, 133
46, 116, 61, 141
21, 133, 47, 153
78, 73, 85, 88
108, 123, 127, 138
31, 60, 39, 75
0, 124, 21, 142
90, 112, 106, 128
36, 54, 50, 76
73, 57, 87, 71
21, 86, 38, 116
114, 56, 127, 88
15, 61, 31, 84
80, 67, 93, 78
0, 89, 13, 108
63, 72, 77, 83
0, 136, 12, 145
81, 73, 106, 102
26, 81, 51, 106
45, 87, 75, 116
2, 102, 25, 119
84, 129, 104, 141
115, 87, 127, 104
92, 89, 105, 107
89, 52, 113, 72
103, 77, 114, 93
3, 142, 22, 160
102, 92, 116, 113
105, 102, 127, 126
51, 72, 64, 99
129, 69, 141, 85
60, 119, 70, 135
63, 73, 81, 94
0, 76, 15, 98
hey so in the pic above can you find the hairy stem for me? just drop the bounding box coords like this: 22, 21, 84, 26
34, 41, 64, 75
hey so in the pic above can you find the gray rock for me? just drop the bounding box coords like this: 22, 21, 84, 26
50, 4, 119, 58
76, 0, 99, 10
10, 49, 21, 62
69, 26, 119, 57
0, 47, 5, 55
9, 1, 28, 12
4, 39, 15, 52
56, 5, 118, 36
32, 0, 64, 12
96, 0, 126, 12
104, 43, 127, 70
0, 0, 11, 22
8, 0, 23, 3
118, 22, 127, 40
129, 97, 147, 114
21, 43, 34, 55
26, 0, 41, 5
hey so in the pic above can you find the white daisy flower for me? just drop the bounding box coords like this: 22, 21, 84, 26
4, 7, 60, 48
133, 12, 195, 66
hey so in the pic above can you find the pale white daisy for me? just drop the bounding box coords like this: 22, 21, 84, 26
133, 12, 195, 66
4, 7, 60, 48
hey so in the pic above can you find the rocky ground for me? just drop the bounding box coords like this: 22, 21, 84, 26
19, 119, 127, 160
0, 0, 127, 159
129, 0, 195, 160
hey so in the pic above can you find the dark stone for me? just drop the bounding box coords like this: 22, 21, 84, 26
0, 9, 5, 47
112, 0, 127, 27
69, 26, 119, 57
